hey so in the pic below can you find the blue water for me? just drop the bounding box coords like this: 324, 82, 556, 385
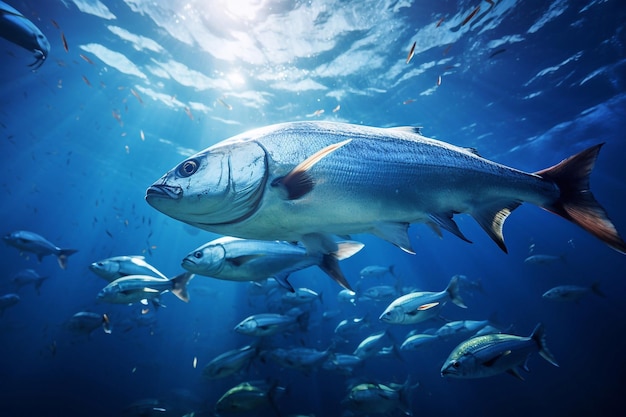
1, 0, 625, 416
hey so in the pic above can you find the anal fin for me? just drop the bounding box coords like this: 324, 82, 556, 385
372, 222, 414, 254
471, 201, 521, 253
428, 213, 472, 243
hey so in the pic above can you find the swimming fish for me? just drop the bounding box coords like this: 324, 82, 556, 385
406, 41, 416, 64
542, 283, 604, 302
461, 5, 481, 26
66, 311, 111, 335
0, 0, 50, 69
79, 53, 94, 64
60, 31, 68, 52
0, 293, 20, 316
96, 272, 193, 306
441, 323, 558, 380
3, 230, 78, 269
181, 236, 364, 291
146, 121, 626, 257
89, 255, 168, 282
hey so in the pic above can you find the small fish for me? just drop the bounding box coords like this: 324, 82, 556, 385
89, 255, 168, 282
380, 275, 466, 324
60, 31, 68, 52
234, 310, 309, 337
125, 145, 130, 154
112, 110, 123, 126
406, 41, 416, 64
79, 53, 94, 64
542, 283, 605, 302
203, 344, 259, 379
436, 17, 445, 27
130, 88, 143, 104
342, 378, 417, 416
3, 230, 78, 269
461, 5, 481, 27
11, 269, 49, 294
402, 99, 415, 105
524, 254, 566, 265
306, 109, 325, 117
105, 230, 113, 238
184, 106, 194, 120
437, 75, 442, 86
0, 293, 20, 315
193, 357, 197, 369
140, 129, 145, 141
215, 380, 284, 415
217, 97, 232, 110
332, 104, 341, 113
489, 48, 506, 59
360, 265, 395, 279
50, 19, 60, 29
97, 272, 194, 306
66, 311, 112, 335
81, 75, 91, 86
443, 44, 453, 55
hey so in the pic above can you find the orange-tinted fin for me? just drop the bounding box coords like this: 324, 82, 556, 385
272, 139, 351, 200
535, 143, 626, 255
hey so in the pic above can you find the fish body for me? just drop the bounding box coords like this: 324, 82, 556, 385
66, 312, 111, 335
11, 268, 48, 293
3, 230, 78, 269
203, 344, 258, 379
96, 272, 193, 305
281, 287, 322, 305
0, 1, 49, 68
0, 293, 20, 314
323, 353, 363, 374
267, 346, 331, 373
542, 282, 604, 302
400, 333, 439, 351
89, 255, 168, 282
334, 316, 369, 338
337, 288, 357, 306
215, 380, 284, 414
146, 121, 626, 256
524, 254, 565, 265
353, 330, 392, 359
435, 319, 490, 339
441, 323, 558, 379
359, 285, 399, 302
359, 264, 395, 279
234, 309, 308, 337
342, 378, 416, 416
182, 236, 363, 290
380, 275, 466, 324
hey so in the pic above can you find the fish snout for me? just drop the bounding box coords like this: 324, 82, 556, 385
146, 184, 183, 200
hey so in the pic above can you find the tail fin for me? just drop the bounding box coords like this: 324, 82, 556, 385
171, 272, 194, 302
56, 249, 78, 270
529, 323, 559, 367
590, 282, 605, 298
445, 275, 467, 308
535, 144, 626, 254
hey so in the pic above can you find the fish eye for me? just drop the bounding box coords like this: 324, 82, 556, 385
193, 251, 203, 259
452, 361, 460, 368
177, 159, 199, 178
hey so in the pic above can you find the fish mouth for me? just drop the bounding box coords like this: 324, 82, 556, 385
146, 184, 183, 200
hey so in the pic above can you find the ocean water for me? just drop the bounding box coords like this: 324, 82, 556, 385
1, 0, 625, 416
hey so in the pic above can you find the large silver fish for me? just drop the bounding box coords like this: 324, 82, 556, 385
146, 121, 626, 255
0, 1, 49, 69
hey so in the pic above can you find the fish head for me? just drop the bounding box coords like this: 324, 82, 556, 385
146, 141, 268, 230
97, 282, 123, 303
90, 259, 120, 278
234, 317, 258, 334
379, 304, 403, 324
440, 353, 477, 378
181, 240, 228, 275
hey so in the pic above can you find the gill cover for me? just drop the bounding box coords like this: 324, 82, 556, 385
181, 141, 268, 225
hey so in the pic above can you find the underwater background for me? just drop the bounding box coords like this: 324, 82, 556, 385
1, 0, 625, 416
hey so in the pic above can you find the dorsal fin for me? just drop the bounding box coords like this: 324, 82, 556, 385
388, 126, 423, 136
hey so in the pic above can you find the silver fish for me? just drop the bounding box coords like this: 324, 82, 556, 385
266, 346, 332, 373
96, 272, 193, 306
203, 344, 259, 379
11, 268, 48, 294
234, 309, 309, 337
146, 121, 626, 256
524, 254, 566, 265
400, 333, 439, 351
89, 255, 168, 282
342, 378, 417, 416
379, 275, 466, 325
0, 1, 49, 69
3, 230, 78, 269
542, 282, 604, 302
182, 236, 363, 290
441, 323, 558, 380
0, 293, 20, 315
215, 380, 284, 415
359, 264, 396, 279
66, 311, 111, 335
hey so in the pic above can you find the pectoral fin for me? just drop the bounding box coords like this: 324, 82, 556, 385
271, 139, 351, 200
429, 213, 472, 243
418, 302, 440, 311
372, 222, 414, 254
228, 254, 265, 267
